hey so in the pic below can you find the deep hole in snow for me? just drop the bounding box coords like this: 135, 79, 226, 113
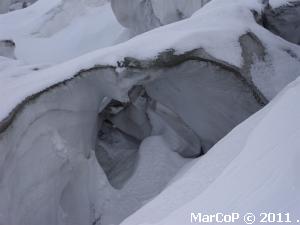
95, 86, 202, 189
0, 56, 264, 225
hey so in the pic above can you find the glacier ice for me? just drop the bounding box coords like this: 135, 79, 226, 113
0, 0, 299, 225
0, 0, 37, 13
0, 53, 265, 224
263, 1, 300, 45
0, 66, 191, 225
111, 0, 210, 35
121, 75, 300, 225
0, 69, 119, 225
144, 60, 263, 150
0, 40, 15, 59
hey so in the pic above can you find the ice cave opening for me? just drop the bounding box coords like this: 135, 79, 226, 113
94, 85, 203, 190
91, 53, 266, 224
0, 52, 265, 224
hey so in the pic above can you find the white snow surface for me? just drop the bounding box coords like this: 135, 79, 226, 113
0, 0, 124, 64
0, 0, 300, 124
121, 74, 300, 225
269, 0, 299, 8
101, 136, 189, 225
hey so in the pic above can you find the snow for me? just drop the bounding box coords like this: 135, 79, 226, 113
15, 5, 123, 64
269, 0, 297, 8
0, 0, 124, 64
0, 69, 190, 224
0, 0, 299, 126
0, 0, 300, 224
101, 136, 188, 225
121, 75, 300, 225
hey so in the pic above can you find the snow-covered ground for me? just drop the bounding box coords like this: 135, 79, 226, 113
0, 0, 125, 64
0, 0, 299, 225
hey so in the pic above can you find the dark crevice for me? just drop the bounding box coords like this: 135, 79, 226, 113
95, 85, 203, 189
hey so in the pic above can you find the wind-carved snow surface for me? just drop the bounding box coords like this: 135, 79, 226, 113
0, 0, 299, 225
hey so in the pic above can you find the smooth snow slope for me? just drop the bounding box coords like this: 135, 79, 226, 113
1, 0, 300, 128
0, 0, 125, 64
121, 71, 300, 225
